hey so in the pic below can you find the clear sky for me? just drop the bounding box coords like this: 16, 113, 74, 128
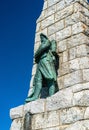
0, 0, 43, 129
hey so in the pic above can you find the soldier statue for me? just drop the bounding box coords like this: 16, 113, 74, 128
25, 33, 57, 102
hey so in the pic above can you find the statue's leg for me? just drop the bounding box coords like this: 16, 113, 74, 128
26, 75, 36, 99
48, 80, 55, 96
26, 87, 34, 98
25, 70, 42, 102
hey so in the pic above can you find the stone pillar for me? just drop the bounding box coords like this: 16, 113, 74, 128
10, 0, 89, 130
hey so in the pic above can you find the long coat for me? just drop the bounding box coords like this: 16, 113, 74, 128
34, 39, 56, 82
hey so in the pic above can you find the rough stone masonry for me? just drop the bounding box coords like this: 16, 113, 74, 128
10, 0, 89, 130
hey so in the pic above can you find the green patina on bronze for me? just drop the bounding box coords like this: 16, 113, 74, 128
25, 33, 58, 102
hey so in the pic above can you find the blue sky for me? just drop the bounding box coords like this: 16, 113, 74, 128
0, 0, 43, 129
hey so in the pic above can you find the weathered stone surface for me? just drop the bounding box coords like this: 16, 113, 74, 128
69, 47, 77, 60
56, 0, 65, 11
57, 76, 64, 89
24, 112, 31, 130
74, 2, 89, 17
10, 118, 24, 130
72, 82, 89, 93
58, 40, 67, 53
41, 14, 54, 29
45, 5, 56, 18
34, 42, 40, 53
30, 99, 45, 114
65, 0, 75, 6
69, 45, 88, 60
60, 107, 85, 124
86, 16, 89, 27
49, 33, 55, 40
43, 0, 47, 10
72, 22, 89, 35
65, 120, 89, 130
58, 53, 63, 65
42, 127, 59, 130
56, 26, 71, 41
48, 24, 56, 36
64, 70, 82, 88
24, 102, 31, 115
79, 57, 89, 69
35, 32, 40, 43
40, 27, 48, 36
63, 51, 68, 62
61, 62, 69, 75
73, 90, 89, 106
46, 88, 73, 111
55, 19, 65, 32
32, 111, 59, 129
10, 105, 24, 120
84, 107, 89, 119
79, 0, 89, 9
69, 59, 79, 72
48, 0, 59, 7
36, 22, 41, 32
65, 0, 88, 8
65, 12, 86, 27
24, 99, 45, 114
55, 4, 73, 22
83, 69, 89, 82
67, 33, 89, 49
76, 44, 88, 57
59, 125, 69, 130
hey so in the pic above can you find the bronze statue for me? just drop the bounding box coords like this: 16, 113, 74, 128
25, 33, 57, 102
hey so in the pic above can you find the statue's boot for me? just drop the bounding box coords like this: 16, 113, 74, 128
25, 82, 42, 102
25, 88, 34, 104
48, 80, 55, 96
25, 96, 38, 102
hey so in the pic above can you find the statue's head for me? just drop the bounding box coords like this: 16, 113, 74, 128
50, 40, 57, 53
40, 33, 48, 43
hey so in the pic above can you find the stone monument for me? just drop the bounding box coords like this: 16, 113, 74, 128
10, 0, 89, 130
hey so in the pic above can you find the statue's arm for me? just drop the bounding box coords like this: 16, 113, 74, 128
35, 40, 50, 59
